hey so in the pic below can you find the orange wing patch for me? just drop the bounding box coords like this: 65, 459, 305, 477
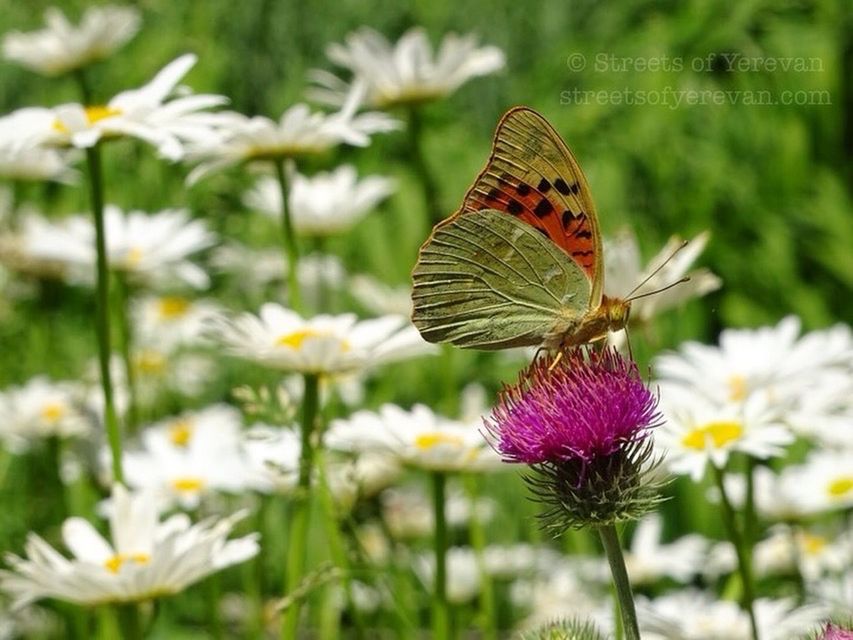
456, 107, 602, 292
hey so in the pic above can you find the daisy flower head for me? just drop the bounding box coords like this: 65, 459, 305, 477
22, 205, 216, 289
121, 405, 253, 511
655, 383, 793, 481
185, 81, 399, 184
604, 229, 721, 326
638, 590, 828, 640
310, 27, 506, 109
623, 513, 709, 584
654, 316, 852, 409
6, 54, 227, 161
485, 347, 664, 530
778, 449, 853, 515
0, 484, 258, 609
207, 303, 435, 375
0, 376, 90, 451
244, 165, 395, 236
0, 113, 76, 181
326, 403, 501, 473
2, 5, 141, 76
133, 294, 221, 350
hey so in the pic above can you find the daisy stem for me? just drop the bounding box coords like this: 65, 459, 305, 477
464, 474, 497, 640
74, 68, 93, 104
84, 144, 124, 485
281, 373, 320, 640
597, 525, 640, 640
116, 603, 142, 640
113, 272, 139, 433
406, 106, 443, 224
743, 457, 758, 550
274, 159, 302, 313
430, 470, 451, 640
316, 451, 367, 639
712, 465, 759, 640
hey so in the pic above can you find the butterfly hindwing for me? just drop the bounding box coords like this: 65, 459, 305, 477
412, 209, 591, 350
460, 107, 604, 306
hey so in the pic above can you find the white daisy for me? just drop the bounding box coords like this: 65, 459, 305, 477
309, 27, 505, 109
21, 205, 216, 289
133, 294, 221, 350
207, 303, 434, 375
326, 403, 501, 473
639, 590, 828, 640
656, 384, 794, 481
349, 274, 413, 316
241, 425, 400, 507
0, 484, 258, 608
623, 513, 709, 584
184, 82, 399, 184
0, 376, 90, 451
414, 547, 481, 604
0, 112, 76, 181
2, 5, 140, 76
5, 54, 227, 161
244, 165, 395, 236
654, 316, 852, 409
779, 449, 853, 514
752, 525, 852, 581
380, 485, 496, 539
604, 229, 721, 325
120, 405, 253, 510
810, 569, 853, 617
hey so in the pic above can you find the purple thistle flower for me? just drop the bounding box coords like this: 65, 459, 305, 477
818, 624, 853, 640
487, 347, 661, 466
486, 347, 666, 531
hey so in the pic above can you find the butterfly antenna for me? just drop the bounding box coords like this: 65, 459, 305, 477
627, 276, 691, 302
625, 239, 689, 300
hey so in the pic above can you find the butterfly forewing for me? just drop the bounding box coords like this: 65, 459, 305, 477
460, 107, 604, 306
412, 209, 591, 350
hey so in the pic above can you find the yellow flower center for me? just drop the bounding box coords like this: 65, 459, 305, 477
414, 432, 465, 451
172, 476, 205, 493
103, 552, 150, 574
124, 247, 144, 269
40, 402, 66, 424
827, 476, 853, 499
168, 419, 194, 447
53, 105, 122, 133
135, 349, 166, 375
728, 375, 748, 402
156, 296, 191, 320
276, 328, 350, 351
681, 420, 743, 450
799, 533, 827, 556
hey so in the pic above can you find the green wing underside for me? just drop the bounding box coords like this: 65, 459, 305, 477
411, 209, 591, 349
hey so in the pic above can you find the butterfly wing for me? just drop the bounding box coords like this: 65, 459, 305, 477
412, 209, 591, 349
459, 107, 605, 307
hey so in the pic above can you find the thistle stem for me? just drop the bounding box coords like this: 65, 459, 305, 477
113, 272, 139, 433
406, 106, 443, 224
274, 159, 302, 313
430, 471, 450, 640
713, 465, 759, 640
597, 525, 640, 640
281, 373, 320, 640
84, 145, 124, 485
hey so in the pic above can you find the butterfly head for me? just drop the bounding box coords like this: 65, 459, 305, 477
601, 295, 631, 332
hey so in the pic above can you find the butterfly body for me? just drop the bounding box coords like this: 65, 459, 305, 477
412, 107, 628, 350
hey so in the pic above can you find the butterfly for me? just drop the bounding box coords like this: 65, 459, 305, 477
411, 106, 630, 350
